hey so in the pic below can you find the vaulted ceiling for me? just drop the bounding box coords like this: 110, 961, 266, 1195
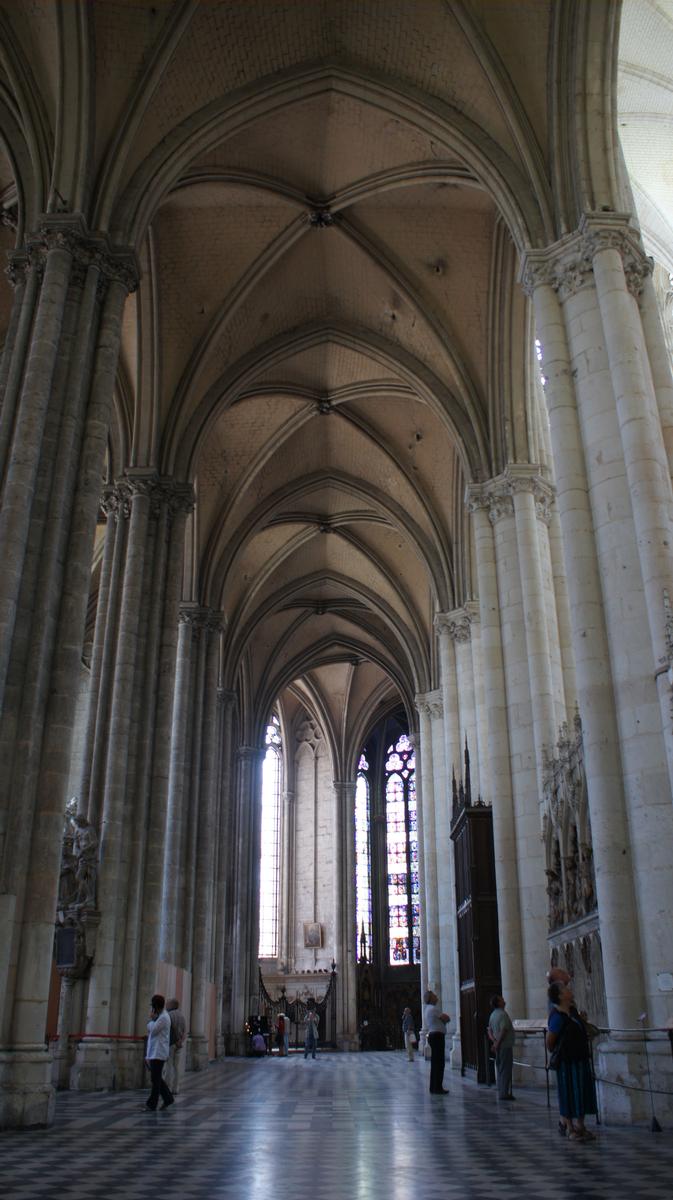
0, 0, 652, 769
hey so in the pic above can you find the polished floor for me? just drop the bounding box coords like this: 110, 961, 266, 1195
3, 1052, 673, 1200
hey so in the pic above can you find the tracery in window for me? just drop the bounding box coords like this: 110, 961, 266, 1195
385, 733, 419, 965
355, 752, 372, 961
258, 714, 282, 958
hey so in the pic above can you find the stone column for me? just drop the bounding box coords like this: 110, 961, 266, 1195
587, 220, 673, 798
189, 611, 224, 1071
524, 228, 673, 1044
70, 475, 193, 1091
639, 269, 673, 472
229, 746, 265, 1052
464, 492, 525, 1018
333, 781, 358, 1046
506, 465, 561, 791
213, 689, 236, 1057
414, 695, 440, 995
426, 693, 458, 1055
0, 216, 138, 1129
522, 249, 649, 1027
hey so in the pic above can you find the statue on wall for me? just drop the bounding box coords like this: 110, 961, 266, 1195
70, 810, 98, 909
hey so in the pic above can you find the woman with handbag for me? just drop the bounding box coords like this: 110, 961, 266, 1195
546, 980, 597, 1141
402, 1007, 417, 1061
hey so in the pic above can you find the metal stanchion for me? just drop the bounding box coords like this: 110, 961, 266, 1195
638, 1012, 662, 1133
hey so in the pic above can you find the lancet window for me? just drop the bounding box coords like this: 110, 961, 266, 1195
258, 714, 282, 958
355, 753, 372, 962
385, 734, 419, 965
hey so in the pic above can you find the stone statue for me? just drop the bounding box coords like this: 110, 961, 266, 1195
70, 811, 98, 908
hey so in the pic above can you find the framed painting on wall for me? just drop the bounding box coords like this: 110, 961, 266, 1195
304, 922, 322, 948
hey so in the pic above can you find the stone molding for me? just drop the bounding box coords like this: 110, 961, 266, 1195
520, 212, 652, 302
102, 473, 195, 522
178, 602, 225, 635
237, 744, 266, 762
217, 687, 237, 708
415, 688, 443, 720
435, 607, 472, 643
6, 213, 140, 293
465, 464, 554, 526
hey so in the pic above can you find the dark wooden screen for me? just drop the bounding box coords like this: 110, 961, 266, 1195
450, 803, 501, 1083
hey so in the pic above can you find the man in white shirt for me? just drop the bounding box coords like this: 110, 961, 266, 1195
144, 993, 174, 1111
422, 989, 450, 1094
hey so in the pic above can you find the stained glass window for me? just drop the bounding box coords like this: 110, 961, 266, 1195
355, 752, 371, 961
385, 734, 419, 965
258, 714, 282, 958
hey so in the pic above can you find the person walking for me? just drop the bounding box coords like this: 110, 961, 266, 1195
422, 990, 450, 1094
144, 994, 174, 1112
488, 995, 515, 1101
402, 1007, 417, 1061
304, 1005, 319, 1060
165, 998, 186, 1095
547, 979, 597, 1141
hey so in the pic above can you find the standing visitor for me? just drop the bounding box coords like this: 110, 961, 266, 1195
304, 1004, 319, 1060
547, 980, 597, 1141
165, 998, 186, 1095
487, 995, 515, 1101
422, 990, 450, 1094
402, 1006, 416, 1061
144, 994, 174, 1112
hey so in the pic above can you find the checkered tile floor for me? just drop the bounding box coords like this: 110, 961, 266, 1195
3, 1053, 673, 1199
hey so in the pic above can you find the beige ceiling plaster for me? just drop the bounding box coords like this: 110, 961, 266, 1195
121, 0, 521, 191
618, 0, 673, 268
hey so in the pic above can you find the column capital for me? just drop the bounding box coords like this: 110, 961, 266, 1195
237, 744, 266, 762
18, 213, 140, 293
103, 473, 195, 520
465, 466, 554, 525
519, 213, 651, 302
333, 780, 357, 796
435, 607, 472, 643
217, 687, 237, 708
415, 688, 443, 720
178, 603, 226, 636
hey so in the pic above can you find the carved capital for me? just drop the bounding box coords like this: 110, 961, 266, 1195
23, 214, 140, 294
178, 603, 225, 636
467, 469, 553, 525
415, 688, 443, 720
100, 481, 130, 522
237, 744, 266, 762
520, 214, 651, 303
435, 607, 471, 643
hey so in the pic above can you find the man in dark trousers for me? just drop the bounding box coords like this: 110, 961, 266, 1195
422, 989, 451, 1094
144, 993, 174, 1111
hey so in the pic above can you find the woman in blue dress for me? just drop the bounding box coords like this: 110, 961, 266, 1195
547, 980, 597, 1141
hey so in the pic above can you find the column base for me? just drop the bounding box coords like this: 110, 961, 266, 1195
69, 1038, 116, 1091
189, 1034, 210, 1072
449, 1032, 462, 1071
595, 1036, 673, 1126
215, 1033, 226, 1058
113, 1041, 144, 1090
0, 1046, 55, 1129
510, 1032, 548, 1091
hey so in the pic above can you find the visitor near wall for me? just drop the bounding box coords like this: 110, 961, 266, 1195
487, 995, 515, 1101
144, 994, 174, 1112
546, 981, 597, 1141
422, 990, 450, 1094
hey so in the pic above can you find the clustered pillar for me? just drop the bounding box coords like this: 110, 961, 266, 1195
0, 216, 138, 1129
522, 213, 673, 1119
